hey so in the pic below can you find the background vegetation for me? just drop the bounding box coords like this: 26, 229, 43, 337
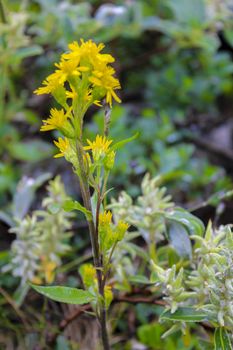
0, 0, 233, 349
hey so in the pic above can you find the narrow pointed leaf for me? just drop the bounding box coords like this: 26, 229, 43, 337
214, 328, 232, 350
111, 132, 139, 151
30, 285, 95, 304
160, 307, 208, 322
63, 199, 92, 221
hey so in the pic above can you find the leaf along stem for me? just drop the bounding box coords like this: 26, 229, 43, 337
75, 138, 110, 350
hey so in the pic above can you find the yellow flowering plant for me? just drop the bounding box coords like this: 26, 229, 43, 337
31, 39, 134, 350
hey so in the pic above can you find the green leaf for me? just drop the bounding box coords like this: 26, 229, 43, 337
30, 285, 95, 305
63, 199, 92, 221
167, 221, 192, 258
129, 275, 153, 285
214, 328, 232, 350
160, 307, 208, 322
13, 173, 51, 219
14, 45, 43, 61
167, 0, 206, 25
165, 208, 204, 236
111, 132, 139, 151
7, 140, 54, 162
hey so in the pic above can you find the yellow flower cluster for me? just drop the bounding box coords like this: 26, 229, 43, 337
79, 263, 96, 288
31, 257, 57, 285
99, 211, 113, 226
98, 210, 129, 252
35, 39, 121, 108
53, 137, 70, 158
35, 40, 121, 167
79, 263, 113, 308
84, 135, 115, 171
40, 108, 71, 134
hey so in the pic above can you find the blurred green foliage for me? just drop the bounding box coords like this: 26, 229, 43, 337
1, 0, 232, 205
1, 0, 233, 348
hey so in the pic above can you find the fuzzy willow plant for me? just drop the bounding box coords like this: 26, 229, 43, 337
31, 39, 132, 350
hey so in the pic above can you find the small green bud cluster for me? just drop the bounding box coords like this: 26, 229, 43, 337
189, 223, 233, 327
110, 173, 174, 244
151, 262, 195, 313
151, 222, 233, 328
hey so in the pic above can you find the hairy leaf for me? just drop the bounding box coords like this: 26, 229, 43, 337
214, 328, 232, 350
160, 308, 207, 322
165, 208, 204, 236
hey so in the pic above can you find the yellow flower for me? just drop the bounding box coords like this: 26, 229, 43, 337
30, 276, 42, 285
99, 211, 112, 227
40, 108, 69, 132
104, 285, 113, 308
89, 65, 121, 107
54, 137, 70, 158
84, 135, 113, 161
41, 259, 57, 284
34, 72, 63, 95
79, 263, 96, 288
103, 150, 116, 170
66, 89, 77, 100
64, 40, 108, 63
115, 220, 129, 241
54, 58, 89, 85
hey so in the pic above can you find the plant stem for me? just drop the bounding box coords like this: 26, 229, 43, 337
99, 302, 110, 350
75, 139, 110, 350
0, 0, 7, 24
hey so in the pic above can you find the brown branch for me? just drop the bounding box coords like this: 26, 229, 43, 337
0, 286, 30, 329
47, 304, 91, 345
47, 291, 165, 345
114, 295, 165, 306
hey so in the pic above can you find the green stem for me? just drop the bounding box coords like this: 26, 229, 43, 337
149, 239, 157, 263
0, 0, 7, 24
0, 63, 7, 125
75, 138, 110, 350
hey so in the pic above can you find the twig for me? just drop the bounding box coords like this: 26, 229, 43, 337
114, 295, 165, 306
47, 304, 91, 345
0, 286, 30, 329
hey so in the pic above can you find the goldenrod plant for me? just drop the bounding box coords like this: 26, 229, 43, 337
28, 39, 233, 350
31, 39, 131, 350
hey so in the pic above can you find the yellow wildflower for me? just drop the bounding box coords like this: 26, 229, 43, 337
104, 285, 113, 308
30, 276, 42, 285
115, 220, 129, 241
35, 39, 121, 107
103, 150, 116, 171
40, 108, 69, 132
85, 135, 112, 151
84, 135, 113, 163
54, 137, 78, 169
54, 58, 89, 85
79, 263, 96, 288
41, 259, 57, 284
89, 65, 121, 107
54, 137, 70, 158
64, 40, 107, 63
66, 89, 77, 100
99, 211, 112, 227
34, 72, 63, 95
